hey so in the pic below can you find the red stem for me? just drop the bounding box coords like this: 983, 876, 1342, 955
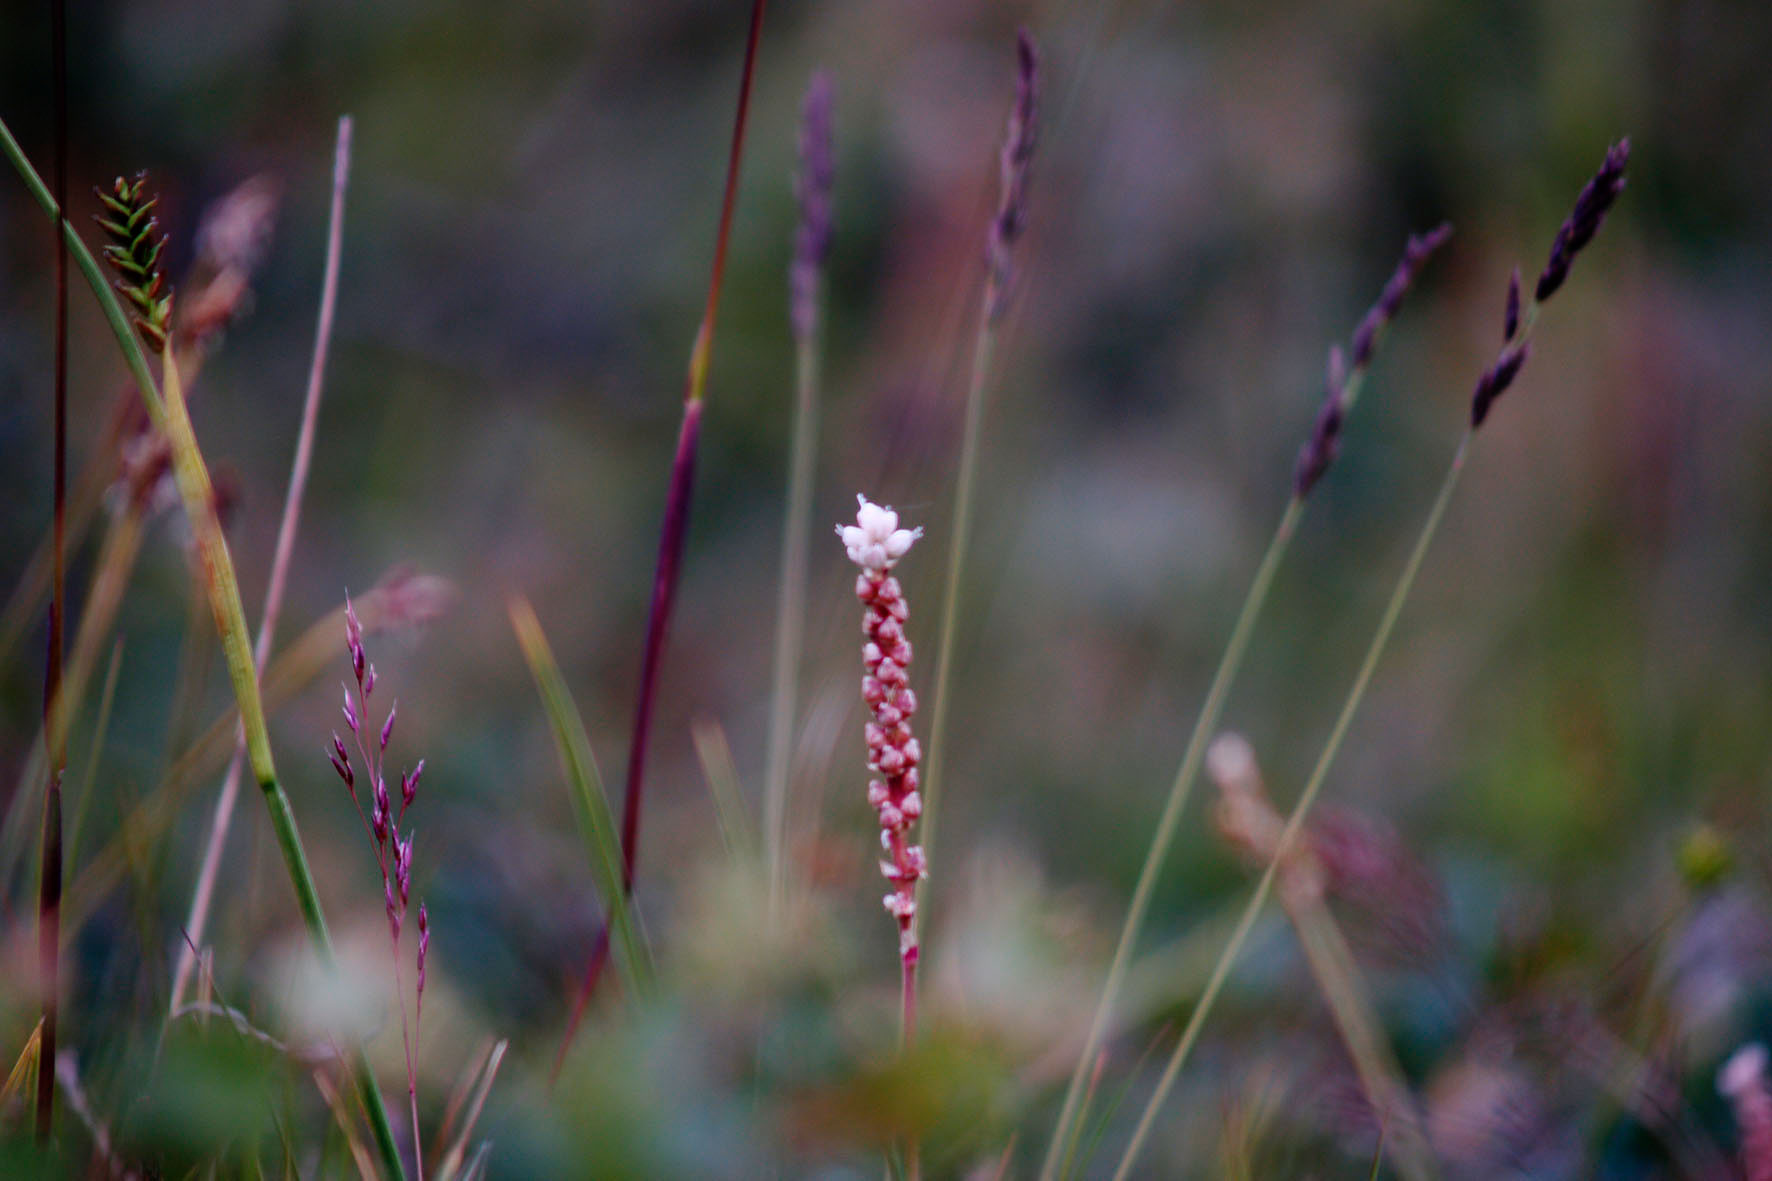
553, 0, 768, 1079
38, 0, 69, 1140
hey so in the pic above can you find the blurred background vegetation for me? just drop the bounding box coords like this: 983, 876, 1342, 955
2, 0, 1771, 1175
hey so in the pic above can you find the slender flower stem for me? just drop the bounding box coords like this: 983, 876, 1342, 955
1040, 223, 1450, 1176
918, 26, 1041, 943
1041, 495, 1304, 1180
1112, 435, 1471, 1181
764, 328, 820, 912
917, 315, 994, 885
0, 121, 404, 1181
172, 115, 353, 1014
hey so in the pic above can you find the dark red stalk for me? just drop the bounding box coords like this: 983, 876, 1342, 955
37, 0, 69, 1140
554, 0, 767, 1074
619, 401, 702, 888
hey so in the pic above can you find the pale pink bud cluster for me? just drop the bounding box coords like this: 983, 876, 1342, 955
837, 496, 926, 961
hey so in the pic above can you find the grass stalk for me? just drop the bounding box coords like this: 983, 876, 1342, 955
555, 0, 768, 1071
1039, 222, 1449, 1175
171, 114, 353, 1015
36, 0, 70, 1133
763, 326, 820, 915
916, 314, 996, 887
1111, 434, 1471, 1180
1040, 495, 1303, 1178
0, 117, 405, 1180
67, 638, 123, 873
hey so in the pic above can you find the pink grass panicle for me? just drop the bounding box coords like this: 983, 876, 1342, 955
837, 496, 927, 965
329, 594, 431, 1173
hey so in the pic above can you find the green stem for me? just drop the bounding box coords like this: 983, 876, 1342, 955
1041, 495, 1304, 1180
764, 324, 820, 914
916, 310, 997, 908
1112, 434, 1471, 1181
1, 115, 406, 1181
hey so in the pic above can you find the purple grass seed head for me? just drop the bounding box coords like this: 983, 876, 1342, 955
1349, 222, 1452, 372
1535, 138, 1630, 303
985, 29, 1041, 323
341, 684, 358, 734
790, 71, 836, 344
1469, 341, 1532, 429
1294, 344, 1349, 499
1504, 266, 1522, 340
380, 701, 396, 752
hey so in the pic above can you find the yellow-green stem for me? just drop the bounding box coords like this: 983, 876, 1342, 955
0, 118, 406, 1181
1112, 434, 1470, 1181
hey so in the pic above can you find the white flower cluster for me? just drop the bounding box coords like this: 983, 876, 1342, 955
837, 495, 921, 572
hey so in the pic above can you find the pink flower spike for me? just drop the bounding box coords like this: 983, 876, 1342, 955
839, 493, 927, 972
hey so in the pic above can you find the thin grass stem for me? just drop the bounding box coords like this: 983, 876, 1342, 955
1111, 434, 1471, 1181
1039, 494, 1303, 1179
764, 328, 820, 914
36, 0, 70, 1133
917, 314, 995, 887
171, 114, 353, 1014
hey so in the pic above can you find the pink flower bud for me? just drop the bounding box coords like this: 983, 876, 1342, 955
380, 701, 397, 751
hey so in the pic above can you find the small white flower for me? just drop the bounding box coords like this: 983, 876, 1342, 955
836, 494, 921, 571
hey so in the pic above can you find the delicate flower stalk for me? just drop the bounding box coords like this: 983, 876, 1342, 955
766, 71, 836, 915
1042, 224, 1450, 1179
1720, 1044, 1772, 1181
330, 598, 430, 1181
838, 497, 926, 1024
1112, 140, 1629, 1180
920, 24, 1040, 950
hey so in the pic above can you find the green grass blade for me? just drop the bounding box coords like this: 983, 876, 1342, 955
508, 596, 651, 997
